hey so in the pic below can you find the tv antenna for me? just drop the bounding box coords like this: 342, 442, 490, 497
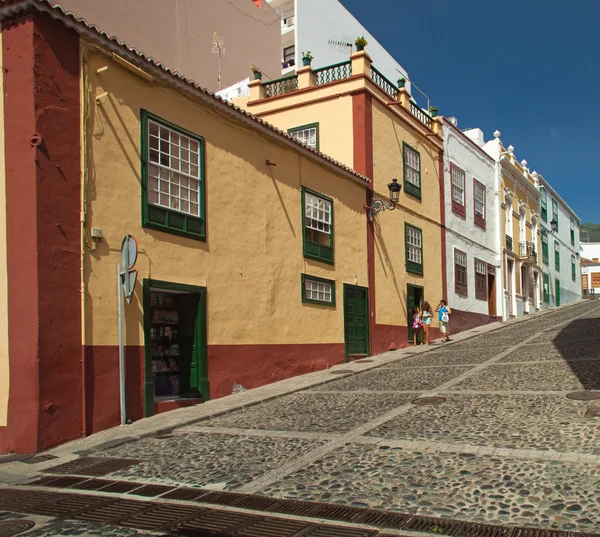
211, 32, 225, 90
328, 34, 354, 56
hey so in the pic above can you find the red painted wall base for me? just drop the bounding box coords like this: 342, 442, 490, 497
447, 308, 497, 335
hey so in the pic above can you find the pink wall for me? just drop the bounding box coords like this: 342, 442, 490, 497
50, 0, 281, 91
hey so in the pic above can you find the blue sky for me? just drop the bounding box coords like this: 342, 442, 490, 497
339, 0, 599, 224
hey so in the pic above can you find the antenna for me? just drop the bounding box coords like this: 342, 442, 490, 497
327, 34, 354, 56
211, 32, 225, 90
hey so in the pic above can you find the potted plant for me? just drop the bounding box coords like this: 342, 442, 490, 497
251, 66, 262, 81
397, 77, 406, 89
355, 36, 368, 51
302, 51, 313, 67
429, 105, 438, 118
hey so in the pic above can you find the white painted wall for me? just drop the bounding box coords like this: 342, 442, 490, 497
581, 242, 600, 261
293, 0, 413, 97
534, 175, 581, 308
443, 123, 502, 320
581, 263, 600, 295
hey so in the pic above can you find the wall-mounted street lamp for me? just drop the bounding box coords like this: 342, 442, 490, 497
366, 178, 402, 222
540, 219, 558, 237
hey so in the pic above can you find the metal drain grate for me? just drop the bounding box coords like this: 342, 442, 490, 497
72, 498, 153, 524
271, 499, 320, 517
310, 504, 365, 523
70, 478, 115, 491
354, 359, 374, 363
411, 397, 447, 406
30, 475, 91, 489
0, 491, 64, 512
21, 454, 58, 465
230, 495, 282, 511
329, 370, 354, 374
306, 526, 378, 537
174, 510, 259, 534
235, 517, 310, 536
0, 520, 35, 537
26, 494, 112, 517
162, 487, 208, 502
99, 481, 144, 494
357, 510, 412, 528
196, 490, 245, 506
129, 484, 174, 497
119, 504, 202, 531
566, 391, 600, 401
44, 457, 140, 476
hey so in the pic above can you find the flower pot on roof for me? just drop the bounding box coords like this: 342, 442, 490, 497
251, 67, 262, 80
397, 77, 406, 89
429, 106, 438, 118
302, 51, 313, 67
355, 36, 368, 52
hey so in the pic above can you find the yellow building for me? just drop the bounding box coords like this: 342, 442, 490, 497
498, 148, 542, 317
0, 3, 369, 452
240, 52, 446, 352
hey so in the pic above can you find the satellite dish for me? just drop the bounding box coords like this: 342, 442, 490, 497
328, 34, 354, 55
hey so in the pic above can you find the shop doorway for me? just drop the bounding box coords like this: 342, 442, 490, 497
407, 284, 423, 343
343, 284, 369, 361
143, 279, 208, 417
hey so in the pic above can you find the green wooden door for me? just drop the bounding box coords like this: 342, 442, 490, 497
343, 284, 369, 360
555, 279, 561, 307
407, 284, 423, 342
543, 273, 549, 303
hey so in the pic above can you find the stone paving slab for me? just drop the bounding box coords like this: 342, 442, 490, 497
260, 443, 600, 532
499, 342, 600, 363
98, 432, 327, 490
383, 348, 511, 368
199, 392, 416, 433
453, 360, 600, 391
309, 366, 472, 392
364, 394, 600, 453
527, 327, 599, 344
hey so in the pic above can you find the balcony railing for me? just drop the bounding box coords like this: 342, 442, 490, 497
506, 235, 513, 252
262, 75, 298, 98
314, 61, 352, 86
369, 65, 398, 99
409, 102, 433, 129
520, 241, 537, 264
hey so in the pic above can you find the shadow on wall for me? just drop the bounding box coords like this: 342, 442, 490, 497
554, 311, 600, 390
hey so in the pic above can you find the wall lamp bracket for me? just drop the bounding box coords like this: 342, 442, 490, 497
266, 160, 278, 166
365, 178, 402, 222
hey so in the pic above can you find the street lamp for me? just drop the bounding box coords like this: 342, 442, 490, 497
550, 219, 558, 233
367, 178, 402, 221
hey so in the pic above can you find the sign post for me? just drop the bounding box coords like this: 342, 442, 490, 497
118, 235, 138, 425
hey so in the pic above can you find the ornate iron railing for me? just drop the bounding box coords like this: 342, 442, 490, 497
369, 65, 398, 99
262, 75, 299, 98
314, 61, 352, 85
506, 235, 513, 252
520, 241, 537, 263
409, 102, 433, 128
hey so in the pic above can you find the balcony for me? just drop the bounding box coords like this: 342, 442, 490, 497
506, 235, 513, 252
520, 241, 537, 264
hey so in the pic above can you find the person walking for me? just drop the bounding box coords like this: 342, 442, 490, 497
421, 301, 433, 345
436, 299, 452, 342
411, 305, 423, 346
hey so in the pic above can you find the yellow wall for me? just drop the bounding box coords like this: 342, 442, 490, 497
84, 48, 368, 347
371, 101, 443, 325
0, 28, 8, 425
248, 98, 354, 169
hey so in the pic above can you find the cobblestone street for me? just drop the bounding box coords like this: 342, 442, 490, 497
1, 300, 600, 535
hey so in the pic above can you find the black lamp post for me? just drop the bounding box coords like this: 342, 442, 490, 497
367, 178, 402, 221
550, 219, 558, 233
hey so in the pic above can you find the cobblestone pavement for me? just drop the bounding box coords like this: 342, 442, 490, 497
5, 300, 600, 535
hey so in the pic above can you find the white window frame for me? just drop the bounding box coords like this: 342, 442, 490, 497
404, 145, 420, 187
289, 125, 318, 149
474, 181, 485, 219
304, 192, 332, 236
407, 226, 422, 264
304, 278, 333, 304
451, 164, 465, 206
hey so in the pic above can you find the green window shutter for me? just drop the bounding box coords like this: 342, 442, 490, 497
405, 223, 423, 275
555, 242, 560, 271
570, 219, 575, 246
540, 188, 547, 222
572, 257, 576, 281
302, 187, 334, 265
542, 237, 549, 265
552, 199, 559, 231
141, 110, 206, 241
543, 273, 550, 303
402, 142, 422, 200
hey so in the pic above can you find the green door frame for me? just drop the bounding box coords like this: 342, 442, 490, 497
343, 283, 370, 362
407, 283, 424, 342
555, 278, 561, 307
143, 278, 209, 417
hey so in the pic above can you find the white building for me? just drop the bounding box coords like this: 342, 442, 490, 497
265, 0, 413, 96
531, 173, 581, 308
580, 255, 600, 297
443, 121, 503, 331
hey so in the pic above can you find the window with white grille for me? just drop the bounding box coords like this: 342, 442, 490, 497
474, 180, 486, 222
305, 192, 331, 244
304, 278, 333, 304
403, 144, 421, 193
451, 164, 465, 208
405, 225, 423, 274
289, 125, 318, 149
148, 120, 201, 217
